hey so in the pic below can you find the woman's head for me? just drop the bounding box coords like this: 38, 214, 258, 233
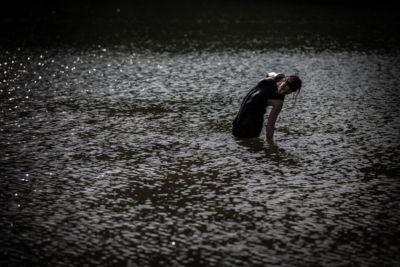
277, 75, 302, 96
283, 75, 302, 92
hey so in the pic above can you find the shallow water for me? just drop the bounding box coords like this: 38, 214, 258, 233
1, 2, 400, 267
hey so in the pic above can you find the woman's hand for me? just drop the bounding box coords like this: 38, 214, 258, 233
266, 72, 285, 78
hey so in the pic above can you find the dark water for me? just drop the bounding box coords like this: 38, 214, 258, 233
1, 2, 400, 267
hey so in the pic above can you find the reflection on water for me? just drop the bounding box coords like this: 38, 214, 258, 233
1, 2, 400, 267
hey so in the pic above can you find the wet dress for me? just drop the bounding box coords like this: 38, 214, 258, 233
232, 77, 285, 138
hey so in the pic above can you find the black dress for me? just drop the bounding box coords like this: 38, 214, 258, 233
232, 77, 285, 138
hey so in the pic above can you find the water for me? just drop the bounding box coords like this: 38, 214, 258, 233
1, 2, 400, 267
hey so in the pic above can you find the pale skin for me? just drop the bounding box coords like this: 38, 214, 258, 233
265, 72, 294, 140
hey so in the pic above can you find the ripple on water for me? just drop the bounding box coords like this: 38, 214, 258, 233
0, 48, 399, 266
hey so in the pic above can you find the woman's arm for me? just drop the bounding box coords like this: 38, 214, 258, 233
265, 99, 283, 140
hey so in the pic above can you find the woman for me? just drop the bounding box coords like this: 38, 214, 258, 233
232, 72, 302, 140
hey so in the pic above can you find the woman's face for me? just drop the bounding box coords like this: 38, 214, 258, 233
278, 84, 294, 96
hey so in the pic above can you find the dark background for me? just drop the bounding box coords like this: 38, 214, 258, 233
1, 0, 399, 53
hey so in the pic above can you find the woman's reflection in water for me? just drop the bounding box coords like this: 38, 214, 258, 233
235, 137, 298, 165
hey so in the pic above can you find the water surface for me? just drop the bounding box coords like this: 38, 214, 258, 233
1, 2, 399, 267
